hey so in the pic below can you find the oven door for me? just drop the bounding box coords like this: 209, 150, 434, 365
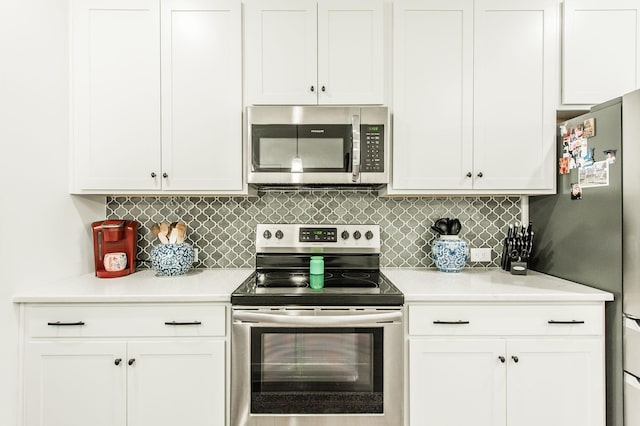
231, 308, 403, 426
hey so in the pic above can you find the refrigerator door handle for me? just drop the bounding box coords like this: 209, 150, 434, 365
625, 371, 640, 388
625, 316, 640, 330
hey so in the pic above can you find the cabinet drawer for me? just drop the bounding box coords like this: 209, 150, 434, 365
408, 303, 603, 336
25, 303, 226, 338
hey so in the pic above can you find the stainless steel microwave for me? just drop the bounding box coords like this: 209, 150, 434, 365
247, 106, 388, 185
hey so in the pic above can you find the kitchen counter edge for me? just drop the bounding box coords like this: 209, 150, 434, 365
12, 269, 254, 303
12, 268, 613, 304
382, 268, 614, 303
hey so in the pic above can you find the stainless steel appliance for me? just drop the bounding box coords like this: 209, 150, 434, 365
530, 88, 640, 426
247, 106, 388, 185
231, 224, 403, 426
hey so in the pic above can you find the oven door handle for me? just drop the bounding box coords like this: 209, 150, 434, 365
233, 311, 401, 326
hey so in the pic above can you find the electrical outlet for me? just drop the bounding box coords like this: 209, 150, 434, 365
470, 248, 492, 262
193, 248, 199, 264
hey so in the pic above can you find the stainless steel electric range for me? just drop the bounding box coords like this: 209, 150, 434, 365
230, 224, 404, 426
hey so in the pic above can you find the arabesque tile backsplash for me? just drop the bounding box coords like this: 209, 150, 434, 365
106, 191, 521, 269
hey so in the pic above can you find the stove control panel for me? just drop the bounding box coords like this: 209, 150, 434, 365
299, 227, 337, 242
256, 224, 380, 253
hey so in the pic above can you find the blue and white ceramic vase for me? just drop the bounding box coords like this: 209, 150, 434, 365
150, 243, 195, 276
432, 235, 469, 273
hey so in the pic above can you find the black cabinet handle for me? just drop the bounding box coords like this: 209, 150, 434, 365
310, 85, 315, 92
128, 358, 135, 366
164, 321, 202, 326
498, 356, 506, 363
47, 321, 85, 326
477, 172, 483, 178
151, 172, 157, 178
433, 320, 470, 325
548, 320, 585, 324
162, 172, 168, 178
466, 172, 472, 178
114, 358, 122, 366
512, 356, 519, 363
321, 85, 326, 92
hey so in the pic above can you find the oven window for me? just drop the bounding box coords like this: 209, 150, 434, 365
250, 327, 383, 414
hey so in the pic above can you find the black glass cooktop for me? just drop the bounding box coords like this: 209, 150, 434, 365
231, 269, 404, 306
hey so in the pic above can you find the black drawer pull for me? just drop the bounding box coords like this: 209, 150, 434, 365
47, 321, 85, 326
114, 358, 122, 366
164, 321, 202, 326
128, 358, 135, 366
548, 320, 585, 324
433, 320, 470, 325
498, 356, 506, 363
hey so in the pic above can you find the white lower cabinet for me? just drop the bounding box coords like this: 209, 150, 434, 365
409, 338, 506, 426
21, 304, 227, 426
24, 341, 127, 426
407, 303, 606, 426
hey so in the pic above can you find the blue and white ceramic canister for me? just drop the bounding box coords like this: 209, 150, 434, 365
432, 235, 469, 273
150, 243, 195, 276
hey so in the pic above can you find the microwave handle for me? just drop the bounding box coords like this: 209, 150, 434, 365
351, 114, 360, 182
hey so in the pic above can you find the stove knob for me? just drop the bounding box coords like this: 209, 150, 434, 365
341, 230, 350, 240
263, 230, 272, 239
275, 230, 284, 239
353, 230, 361, 240
365, 230, 374, 240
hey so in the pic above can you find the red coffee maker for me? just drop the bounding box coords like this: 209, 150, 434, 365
92, 220, 138, 278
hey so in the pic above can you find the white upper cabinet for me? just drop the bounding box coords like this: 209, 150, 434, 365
245, 0, 384, 105
160, 0, 243, 192
473, 0, 557, 192
71, 0, 244, 194
72, 0, 161, 191
317, 0, 384, 104
563, 0, 640, 105
391, 0, 557, 194
244, 0, 317, 105
392, 0, 474, 191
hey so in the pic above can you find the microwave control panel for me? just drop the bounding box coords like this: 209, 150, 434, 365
361, 125, 384, 172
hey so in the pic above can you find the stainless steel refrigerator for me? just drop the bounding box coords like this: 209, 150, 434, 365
529, 88, 640, 426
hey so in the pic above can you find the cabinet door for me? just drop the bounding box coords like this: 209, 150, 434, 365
127, 340, 226, 426
409, 338, 506, 426
392, 0, 473, 190
24, 341, 127, 426
72, 0, 161, 191
161, 0, 242, 191
563, 0, 640, 105
473, 0, 557, 191
506, 338, 605, 426
245, 0, 317, 105
317, 0, 384, 104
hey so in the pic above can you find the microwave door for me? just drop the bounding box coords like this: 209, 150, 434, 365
252, 125, 298, 171
297, 125, 352, 172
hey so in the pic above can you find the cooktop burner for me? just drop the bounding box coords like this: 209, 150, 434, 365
256, 270, 377, 288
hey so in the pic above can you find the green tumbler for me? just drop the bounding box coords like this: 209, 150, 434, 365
310, 256, 324, 290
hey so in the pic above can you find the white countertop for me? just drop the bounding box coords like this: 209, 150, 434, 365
12, 269, 254, 303
13, 268, 613, 304
382, 268, 614, 302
